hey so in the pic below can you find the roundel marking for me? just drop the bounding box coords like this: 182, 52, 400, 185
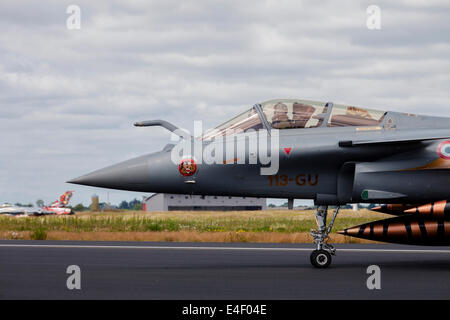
179, 158, 197, 176
437, 141, 450, 160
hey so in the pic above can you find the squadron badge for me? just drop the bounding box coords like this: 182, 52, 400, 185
179, 158, 197, 176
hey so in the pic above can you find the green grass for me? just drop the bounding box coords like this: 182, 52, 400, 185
0, 214, 381, 234
30, 227, 47, 240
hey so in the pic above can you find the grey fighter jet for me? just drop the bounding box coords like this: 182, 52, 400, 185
69, 99, 450, 268
0, 203, 53, 217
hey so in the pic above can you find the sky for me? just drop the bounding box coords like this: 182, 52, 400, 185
0, 0, 450, 207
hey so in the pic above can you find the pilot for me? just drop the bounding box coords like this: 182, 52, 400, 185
346, 106, 372, 119
271, 102, 291, 129
292, 102, 316, 128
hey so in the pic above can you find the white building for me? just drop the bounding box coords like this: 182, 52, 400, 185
143, 194, 267, 211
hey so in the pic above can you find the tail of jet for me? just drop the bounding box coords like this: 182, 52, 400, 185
60, 191, 74, 206
50, 191, 74, 208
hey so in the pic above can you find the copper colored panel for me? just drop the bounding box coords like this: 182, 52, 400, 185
425, 221, 438, 237
410, 221, 421, 238
445, 222, 450, 235
373, 224, 383, 237
363, 225, 372, 236
433, 200, 446, 217
387, 223, 407, 237
418, 203, 432, 215
345, 227, 359, 236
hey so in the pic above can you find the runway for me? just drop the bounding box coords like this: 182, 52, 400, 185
1, 240, 450, 300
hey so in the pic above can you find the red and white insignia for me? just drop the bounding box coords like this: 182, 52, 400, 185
179, 158, 197, 176
437, 141, 450, 160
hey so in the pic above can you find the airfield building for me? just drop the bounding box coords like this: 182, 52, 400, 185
143, 194, 267, 211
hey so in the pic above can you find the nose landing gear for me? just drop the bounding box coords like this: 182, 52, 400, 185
310, 249, 332, 268
309, 205, 340, 268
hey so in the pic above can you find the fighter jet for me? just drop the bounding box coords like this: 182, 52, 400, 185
0, 203, 53, 217
43, 191, 74, 215
69, 99, 450, 268
0, 191, 75, 217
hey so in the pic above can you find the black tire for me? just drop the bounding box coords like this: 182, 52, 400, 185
310, 249, 332, 268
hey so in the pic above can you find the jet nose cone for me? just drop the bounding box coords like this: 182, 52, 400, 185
68, 155, 151, 191
67, 174, 100, 186
67, 176, 85, 185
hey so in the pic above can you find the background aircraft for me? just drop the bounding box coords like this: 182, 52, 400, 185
0, 203, 53, 217
0, 191, 75, 217
43, 191, 74, 215
70, 99, 450, 268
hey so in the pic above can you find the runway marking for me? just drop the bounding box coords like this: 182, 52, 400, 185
1, 244, 450, 254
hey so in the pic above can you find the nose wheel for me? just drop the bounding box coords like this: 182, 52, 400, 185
309, 205, 340, 268
310, 249, 332, 268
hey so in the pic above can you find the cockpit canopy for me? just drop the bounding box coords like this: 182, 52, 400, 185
201, 108, 264, 140
262, 99, 328, 129
201, 99, 387, 140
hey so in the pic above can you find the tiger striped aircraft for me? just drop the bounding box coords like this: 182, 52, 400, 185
69, 99, 450, 268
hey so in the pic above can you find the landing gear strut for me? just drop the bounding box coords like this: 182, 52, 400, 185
309, 205, 340, 268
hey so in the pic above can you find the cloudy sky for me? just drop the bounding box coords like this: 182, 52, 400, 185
1, 0, 450, 206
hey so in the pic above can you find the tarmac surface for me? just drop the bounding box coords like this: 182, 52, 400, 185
1, 240, 450, 300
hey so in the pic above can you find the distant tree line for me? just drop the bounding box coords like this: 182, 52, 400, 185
118, 199, 142, 211
69, 199, 143, 212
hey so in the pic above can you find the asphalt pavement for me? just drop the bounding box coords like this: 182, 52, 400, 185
1, 240, 450, 300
